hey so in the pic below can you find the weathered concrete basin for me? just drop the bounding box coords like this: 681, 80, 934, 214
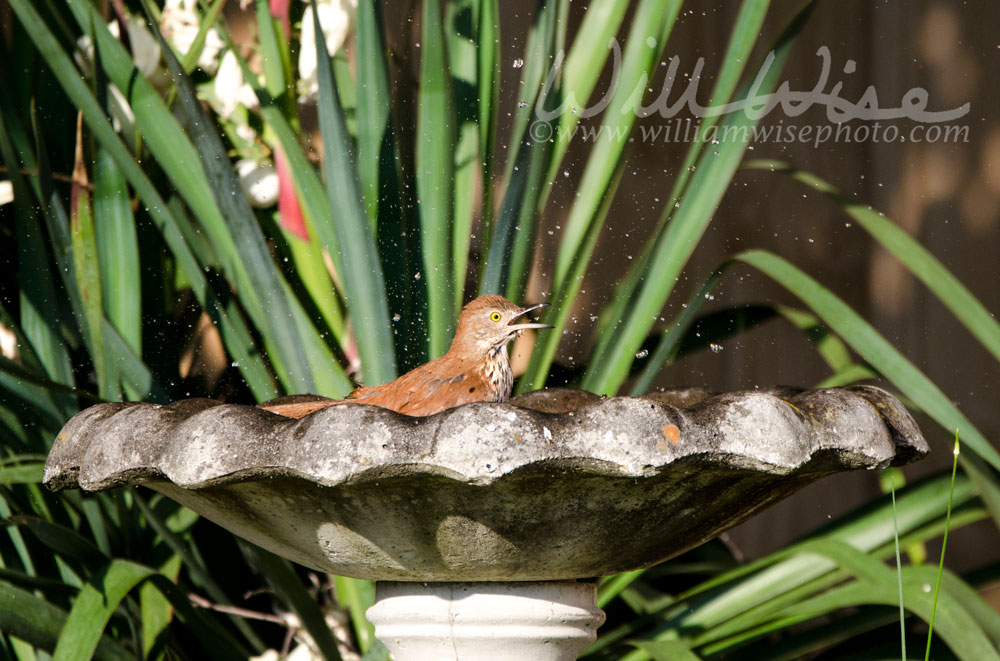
44, 386, 927, 582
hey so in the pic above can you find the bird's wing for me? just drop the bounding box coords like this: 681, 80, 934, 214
258, 399, 355, 418
348, 362, 489, 416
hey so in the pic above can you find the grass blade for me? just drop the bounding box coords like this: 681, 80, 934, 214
630, 267, 726, 395
479, 7, 560, 300
0, 463, 44, 486
890, 473, 906, 661
479, 0, 561, 298
254, 0, 289, 99
926, 433, 960, 661
132, 492, 266, 650
355, 0, 395, 222
448, 0, 481, 306
179, 0, 226, 73
582, 0, 774, 376
631, 640, 702, 661
671, 473, 975, 632
74, 1, 338, 396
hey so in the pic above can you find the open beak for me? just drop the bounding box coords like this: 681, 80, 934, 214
508, 302, 554, 330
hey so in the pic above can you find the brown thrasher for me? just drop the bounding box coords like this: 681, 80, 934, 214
260, 295, 552, 418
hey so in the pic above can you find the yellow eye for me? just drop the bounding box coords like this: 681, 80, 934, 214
490, 312, 502, 322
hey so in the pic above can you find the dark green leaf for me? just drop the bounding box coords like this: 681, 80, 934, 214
416, 0, 457, 357
312, 1, 398, 386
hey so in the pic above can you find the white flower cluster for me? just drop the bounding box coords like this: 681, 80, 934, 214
298, 0, 357, 96
71, 0, 357, 210
160, 0, 225, 74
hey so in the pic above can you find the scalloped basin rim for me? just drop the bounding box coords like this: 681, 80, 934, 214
43, 386, 928, 580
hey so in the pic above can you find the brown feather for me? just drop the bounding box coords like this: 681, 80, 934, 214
263, 295, 551, 418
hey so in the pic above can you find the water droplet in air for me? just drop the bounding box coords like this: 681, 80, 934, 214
635, 349, 649, 359
512, 58, 524, 68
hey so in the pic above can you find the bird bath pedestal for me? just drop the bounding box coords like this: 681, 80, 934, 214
44, 387, 927, 660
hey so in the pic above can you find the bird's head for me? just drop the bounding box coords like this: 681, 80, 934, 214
451, 295, 553, 356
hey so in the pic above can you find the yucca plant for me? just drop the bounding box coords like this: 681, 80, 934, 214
1, 0, 999, 658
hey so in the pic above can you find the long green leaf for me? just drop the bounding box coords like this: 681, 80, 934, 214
0, 582, 131, 661
78, 0, 322, 395
0, 463, 44, 485
520, 0, 684, 391
10, 0, 277, 400
103, 317, 169, 403
736, 250, 1000, 473
618, 474, 979, 660
672, 473, 975, 631
541, 0, 631, 189
312, 1, 398, 386
416, 0, 457, 357
698, 568, 998, 659
632, 639, 702, 661
93, 147, 141, 359
0, 112, 76, 416
140, 554, 181, 658
448, 0, 481, 306
356, 0, 421, 368
132, 492, 266, 651
179, 0, 227, 73
630, 267, 726, 395
479, 0, 563, 299
70, 129, 116, 401
144, 0, 329, 395
581, 1, 814, 395
583, 0, 774, 379
748, 159, 1000, 365
52, 560, 153, 660
254, 0, 287, 99
334, 576, 376, 654
475, 0, 500, 261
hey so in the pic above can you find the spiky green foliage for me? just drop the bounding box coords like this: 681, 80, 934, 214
1, 0, 998, 658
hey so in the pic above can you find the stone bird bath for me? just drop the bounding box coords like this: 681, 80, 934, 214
44, 386, 927, 660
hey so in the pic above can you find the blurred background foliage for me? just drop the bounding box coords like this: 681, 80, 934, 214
1, 0, 999, 658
